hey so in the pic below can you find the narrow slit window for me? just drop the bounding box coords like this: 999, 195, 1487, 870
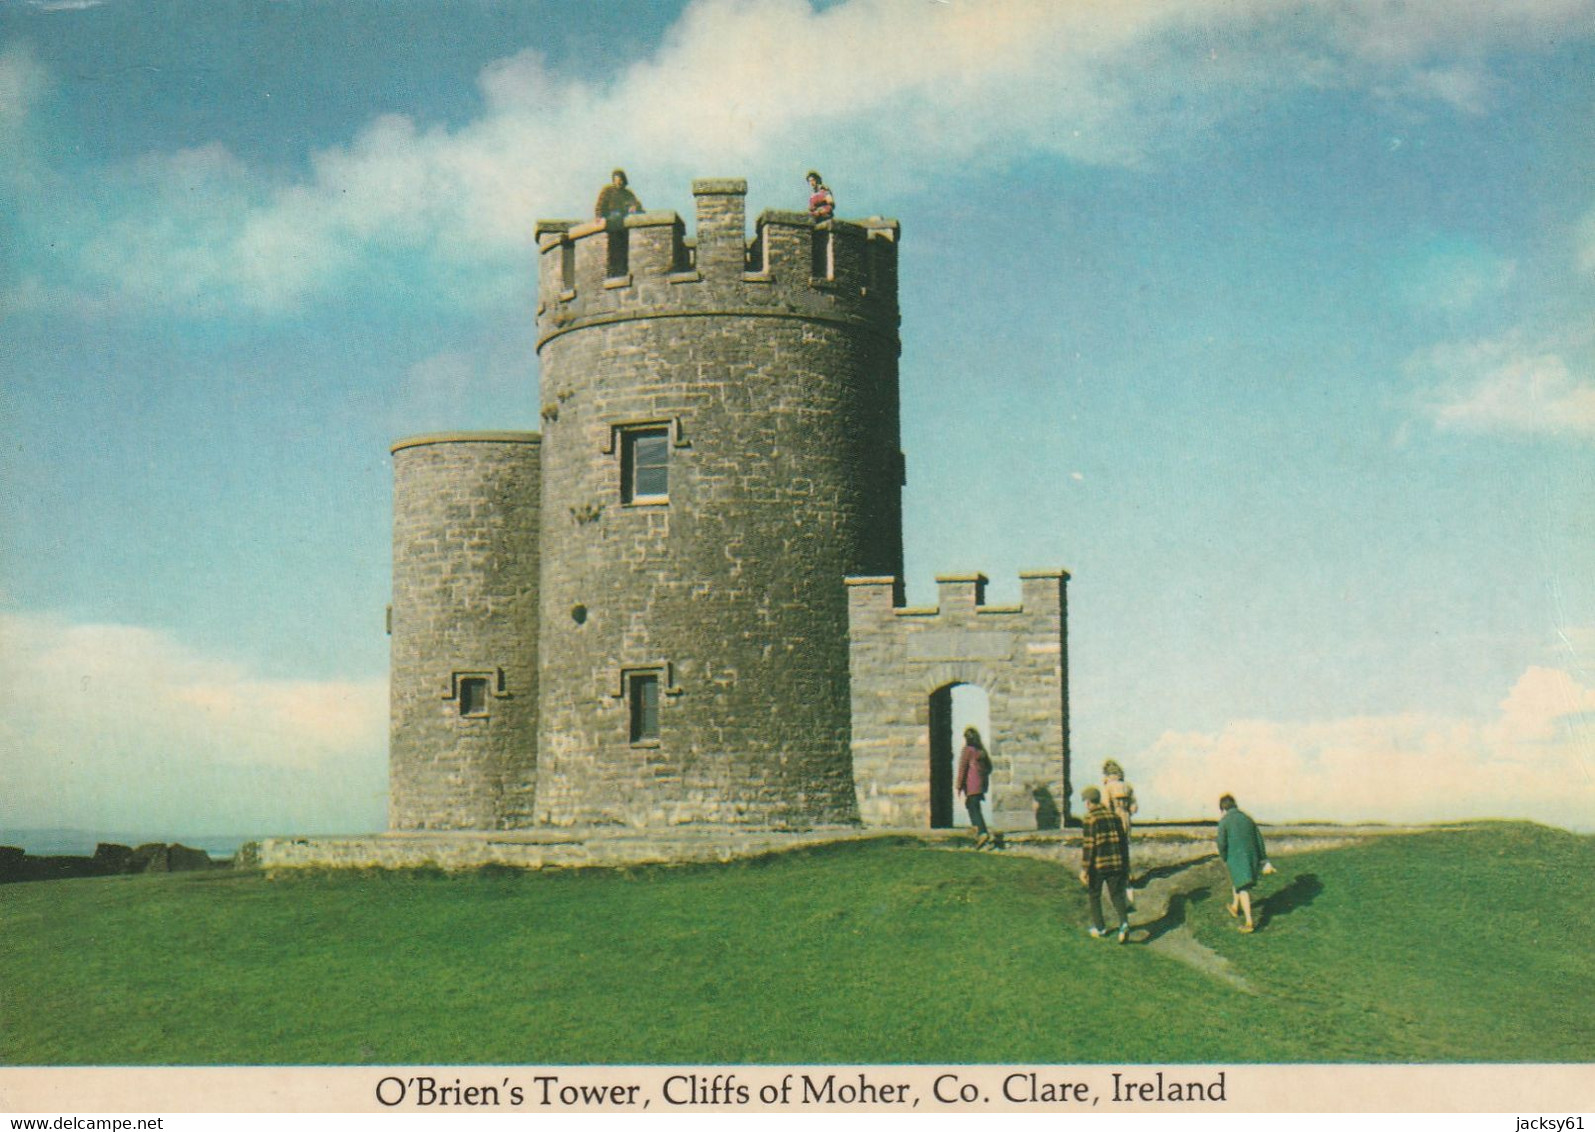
622, 427, 670, 503
629, 673, 660, 743
560, 240, 575, 291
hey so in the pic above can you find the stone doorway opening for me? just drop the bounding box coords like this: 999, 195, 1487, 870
928, 682, 992, 829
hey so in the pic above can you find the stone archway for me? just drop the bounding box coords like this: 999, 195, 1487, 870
929, 682, 993, 829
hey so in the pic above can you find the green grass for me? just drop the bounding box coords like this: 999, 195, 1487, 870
1, 824, 1589, 1065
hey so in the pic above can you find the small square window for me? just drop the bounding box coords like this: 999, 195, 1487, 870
629, 673, 660, 743
622, 427, 669, 503
458, 676, 490, 717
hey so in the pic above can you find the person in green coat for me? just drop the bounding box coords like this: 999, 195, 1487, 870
1216, 794, 1274, 933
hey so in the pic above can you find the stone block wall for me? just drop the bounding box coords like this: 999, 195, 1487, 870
389, 433, 541, 829
847, 570, 1070, 831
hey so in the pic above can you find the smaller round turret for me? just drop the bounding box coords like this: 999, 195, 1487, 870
389, 432, 541, 830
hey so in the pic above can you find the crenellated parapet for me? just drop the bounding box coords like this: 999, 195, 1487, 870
534, 178, 900, 352
847, 570, 1071, 831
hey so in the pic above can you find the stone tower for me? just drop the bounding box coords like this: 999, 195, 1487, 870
389, 433, 541, 830
388, 176, 1069, 837
530, 179, 904, 827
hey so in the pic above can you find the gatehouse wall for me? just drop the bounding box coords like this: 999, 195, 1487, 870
847, 571, 1070, 831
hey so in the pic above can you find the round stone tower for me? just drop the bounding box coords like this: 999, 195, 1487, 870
531, 178, 903, 827
389, 432, 541, 830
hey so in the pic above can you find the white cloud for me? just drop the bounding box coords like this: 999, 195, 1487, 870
1496, 665, 1595, 742
0, 41, 50, 160
1127, 665, 1595, 832
9, 0, 1593, 314
1316, 0, 1595, 65
1413, 335, 1595, 439
66, 142, 310, 315
0, 41, 47, 113
0, 612, 387, 836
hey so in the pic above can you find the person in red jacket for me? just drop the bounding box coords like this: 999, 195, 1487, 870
956, 726, 994, 848
806, 170, 835, 221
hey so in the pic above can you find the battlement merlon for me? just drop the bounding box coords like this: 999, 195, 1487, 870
533, 179, 900, 329
692, 178, 747, 273
846, 569, 1070, 622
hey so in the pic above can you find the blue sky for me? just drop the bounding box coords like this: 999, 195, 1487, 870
2, 0, 1591, 841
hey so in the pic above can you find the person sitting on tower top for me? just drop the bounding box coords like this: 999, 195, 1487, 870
806, 170, 834, 221
595, 169, 643, 228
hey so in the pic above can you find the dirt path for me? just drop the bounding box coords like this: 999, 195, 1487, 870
1129, 857, 1254, 991
944, 837, 1252, 988
991, 827, 1368, 990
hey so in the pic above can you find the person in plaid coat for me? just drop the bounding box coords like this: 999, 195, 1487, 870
1079, 786, 1132, 943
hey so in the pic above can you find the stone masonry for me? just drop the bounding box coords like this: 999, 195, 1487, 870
390, 434, 541, 830
848, 571, 1070, 831
387, 178, 1071, 836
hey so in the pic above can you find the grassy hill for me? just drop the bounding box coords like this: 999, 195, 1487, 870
1, 822, 1588, 1065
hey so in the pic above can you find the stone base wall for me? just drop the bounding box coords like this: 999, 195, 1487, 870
245, 823, 1373, 874
249, 828, 863, 872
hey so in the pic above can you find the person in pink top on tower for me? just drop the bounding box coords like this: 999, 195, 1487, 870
806, 170, 834, 221
956, 726, 995, 849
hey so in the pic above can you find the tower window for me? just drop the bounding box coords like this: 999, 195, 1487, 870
621, 427, 670, 503
560, 240, 576, 293
628, 672, 660, 743
458, 676, 490, 717
446, 668, 507, 717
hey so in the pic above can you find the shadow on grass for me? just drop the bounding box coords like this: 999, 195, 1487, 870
1257, 873, 1323, 929
1131, 854, 1216, 889
1137, 882, 1216, 944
